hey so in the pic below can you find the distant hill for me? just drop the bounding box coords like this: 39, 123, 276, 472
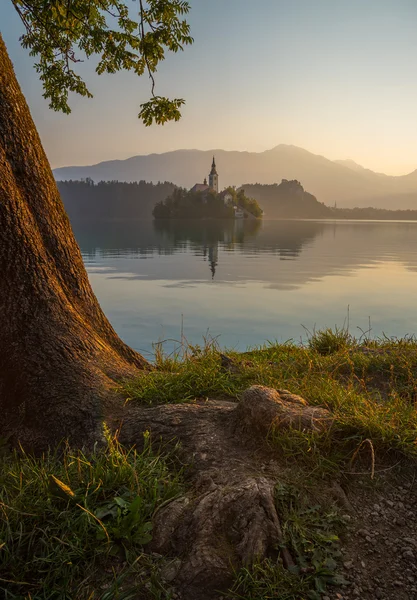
241, 181, 331, 219
54, 145, 417, 210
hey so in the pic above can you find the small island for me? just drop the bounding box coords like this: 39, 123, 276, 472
153, 157, 263, 220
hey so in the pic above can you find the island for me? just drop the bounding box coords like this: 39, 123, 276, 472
153, 156, 263, 220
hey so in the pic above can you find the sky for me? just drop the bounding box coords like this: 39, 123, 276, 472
2, 0, 417, 174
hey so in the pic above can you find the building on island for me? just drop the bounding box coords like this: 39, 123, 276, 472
220, 190, 233, 206
190, 157, 247, 218
209, 156, 218, 193
190, 156, 219, 195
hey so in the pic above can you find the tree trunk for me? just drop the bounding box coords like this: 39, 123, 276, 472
0, 34, 148, 451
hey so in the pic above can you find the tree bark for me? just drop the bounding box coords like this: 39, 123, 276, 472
0, 34, 148, 451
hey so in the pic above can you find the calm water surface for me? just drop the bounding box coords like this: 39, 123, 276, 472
75, 219, 417, 357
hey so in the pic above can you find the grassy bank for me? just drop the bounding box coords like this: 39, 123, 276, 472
2, 332, 417, 599
124, 332, 417, 469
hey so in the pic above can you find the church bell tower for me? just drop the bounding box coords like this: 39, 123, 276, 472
209, 156, 218, 193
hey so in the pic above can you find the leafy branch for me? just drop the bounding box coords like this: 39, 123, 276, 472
11, 0, 193, 125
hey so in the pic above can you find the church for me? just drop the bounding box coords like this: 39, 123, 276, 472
190, 156, 219, 194
190, 157, 236, 209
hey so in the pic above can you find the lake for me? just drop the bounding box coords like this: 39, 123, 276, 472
75, 219, 417, 359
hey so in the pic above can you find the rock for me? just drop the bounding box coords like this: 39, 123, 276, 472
358, 529, 372, 538
161, 559, 182, 583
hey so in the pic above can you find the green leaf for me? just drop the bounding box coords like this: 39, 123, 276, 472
323, 557, 337, 572
329, 574, 350, 586
95, 504, 118, 520
132, 531, 153, 545
13, 0, 192, 122
314, 576, 327, 593
114, 496, 129, 509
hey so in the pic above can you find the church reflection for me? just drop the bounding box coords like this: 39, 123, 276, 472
205, 244, 218, 279
153, 218, 262, 279
73, 217, 328, 281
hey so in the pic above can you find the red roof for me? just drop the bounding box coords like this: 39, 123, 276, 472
190, 183, 210, 193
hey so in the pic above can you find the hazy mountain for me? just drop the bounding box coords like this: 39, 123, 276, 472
54, 145, 417, 209
334, 159, 367, 172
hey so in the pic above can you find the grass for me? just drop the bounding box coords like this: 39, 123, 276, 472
0, 428, 183, 600
3, 331, 417, 599
122, 333, 417, 598
227, 483, 348, 600
122, 335, 417, 468
307, 326, 355, 356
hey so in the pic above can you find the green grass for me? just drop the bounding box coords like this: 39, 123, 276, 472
4, 332, 417, 600
307, 326, 354, 356
227, 483, 348, 600
0, 428, 183, 600
122, 336, 417, 468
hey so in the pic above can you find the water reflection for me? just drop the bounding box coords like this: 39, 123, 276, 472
74, 219, 417, 288
75, 218, 332, 282
72, 219, 417, 353
153, 219, 263, 278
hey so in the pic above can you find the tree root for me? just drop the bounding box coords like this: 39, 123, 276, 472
116, 385, 332, 599
151, 477, 294, 599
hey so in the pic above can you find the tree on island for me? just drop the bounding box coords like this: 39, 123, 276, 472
0, 4, 328, 598
235, 187, 264, 217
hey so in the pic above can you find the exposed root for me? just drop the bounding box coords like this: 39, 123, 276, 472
235, 384, 332, 436
115, 385, 333, 598
151, 477, 294, 599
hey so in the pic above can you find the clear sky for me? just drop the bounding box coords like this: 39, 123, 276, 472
2, 0, 417, 173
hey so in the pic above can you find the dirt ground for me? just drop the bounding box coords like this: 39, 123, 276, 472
327, 473, 417, 600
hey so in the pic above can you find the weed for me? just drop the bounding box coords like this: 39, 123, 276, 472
227, 483, 348, 600
0, 431, 183, 599
307, 326, 354, 355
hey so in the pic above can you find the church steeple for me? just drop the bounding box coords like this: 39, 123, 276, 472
209, 155, 219, 193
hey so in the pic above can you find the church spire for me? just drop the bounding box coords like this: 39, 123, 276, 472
209, 155, 219, 192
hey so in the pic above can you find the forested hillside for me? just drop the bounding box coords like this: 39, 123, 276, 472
58, 179, 176, 221
242, 180, 331, 218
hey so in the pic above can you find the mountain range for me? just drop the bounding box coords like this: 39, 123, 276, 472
53, 145, 417, 209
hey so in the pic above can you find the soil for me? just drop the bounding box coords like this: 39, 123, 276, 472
327, 473, 417, 600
